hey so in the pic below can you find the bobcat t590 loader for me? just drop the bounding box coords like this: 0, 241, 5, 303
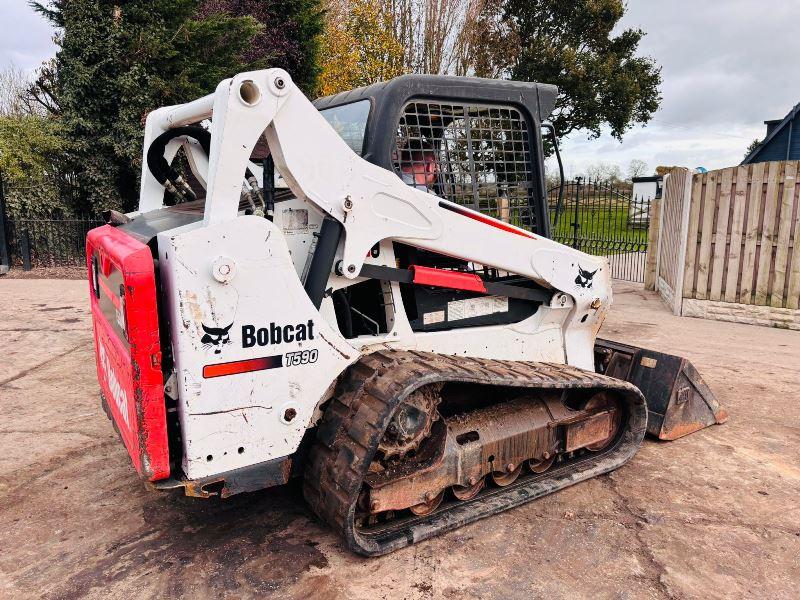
86, 69, 726, 556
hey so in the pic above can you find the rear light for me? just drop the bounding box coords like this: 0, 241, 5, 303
91, 255, 100, 299
116, 283, 128, 341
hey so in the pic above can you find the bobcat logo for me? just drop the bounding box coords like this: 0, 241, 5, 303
575, 265, 598, 289
201, 323, 233, 354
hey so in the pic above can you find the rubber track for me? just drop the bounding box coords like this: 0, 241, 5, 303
303, 349, 647, 556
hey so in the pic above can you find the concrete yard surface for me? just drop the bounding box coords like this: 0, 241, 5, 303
0, 278, 798, 599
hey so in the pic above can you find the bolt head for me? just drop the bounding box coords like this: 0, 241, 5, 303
468, 477, 477, 486
370, 500, 379, 511
506, 463, 515, 472
347, 264, 356, 273
211, 256, 236, 283
424, 491, 435, 502
274, 77, 285, 89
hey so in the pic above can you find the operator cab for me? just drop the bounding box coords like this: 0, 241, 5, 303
313, 75, 556, 237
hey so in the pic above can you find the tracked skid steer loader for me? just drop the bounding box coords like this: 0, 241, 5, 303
86, 70, 727, 556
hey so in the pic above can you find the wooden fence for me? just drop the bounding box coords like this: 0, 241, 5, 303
650, 162, 800, 328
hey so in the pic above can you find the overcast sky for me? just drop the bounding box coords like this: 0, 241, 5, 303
2, 0, 799, 175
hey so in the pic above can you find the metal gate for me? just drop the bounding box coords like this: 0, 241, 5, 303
548, 177, 652, 282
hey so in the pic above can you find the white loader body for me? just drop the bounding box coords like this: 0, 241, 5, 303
139, 69, 611, 480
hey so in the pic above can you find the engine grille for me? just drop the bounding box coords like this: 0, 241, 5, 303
392, 101, 538, 232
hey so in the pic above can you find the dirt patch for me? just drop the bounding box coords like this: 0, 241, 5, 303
1, 266, 86, 279
0, 279, 798, 599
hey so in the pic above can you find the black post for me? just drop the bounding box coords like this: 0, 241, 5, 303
21, 228, 32, 271
0, 169, 10, 270
572, 176, 582, 249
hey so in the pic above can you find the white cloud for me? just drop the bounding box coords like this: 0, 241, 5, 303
0, 0, 57, 75
551, 0, 800, 175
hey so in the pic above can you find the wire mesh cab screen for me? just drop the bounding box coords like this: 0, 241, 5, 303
392, 101, 538, 232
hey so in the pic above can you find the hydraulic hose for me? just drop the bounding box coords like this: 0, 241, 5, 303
146, 125, 211, 186
146, 125, 262, 207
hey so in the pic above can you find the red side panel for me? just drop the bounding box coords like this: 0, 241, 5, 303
410, 265, 488, 293
86, 225, 169, 481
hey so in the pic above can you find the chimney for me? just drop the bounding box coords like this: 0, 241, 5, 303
764, 119, 782, 137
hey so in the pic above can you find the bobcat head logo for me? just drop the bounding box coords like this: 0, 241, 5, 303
201, 323, 233, 354
575, 265, 598, 289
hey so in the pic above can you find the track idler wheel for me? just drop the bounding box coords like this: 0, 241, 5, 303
582, 392, 622, 452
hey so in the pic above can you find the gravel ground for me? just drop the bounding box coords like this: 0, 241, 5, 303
1, 266, 86, 279
0, 279, 798, 599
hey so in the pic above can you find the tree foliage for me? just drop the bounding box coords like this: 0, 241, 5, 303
743, 138, 761, 160
319, 0, 404, 96
0, 64, 67, 217
0, 116, 62, 182
0, 115, 66, 217
199, 0, 325, 94
506, 0, 661, 141
29, 0, 266, 214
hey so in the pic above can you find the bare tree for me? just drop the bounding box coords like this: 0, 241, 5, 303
1, 59, 58, 117
585, 161, 623, 183
386, 0, 474, 74
24, 58, 60, 115
0, 63, 32, 116
627, 158, 649, 180
452, 0, 518, 77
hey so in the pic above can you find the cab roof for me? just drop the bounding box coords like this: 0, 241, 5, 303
313, 74, 558, 123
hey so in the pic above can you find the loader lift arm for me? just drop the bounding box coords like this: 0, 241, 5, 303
140, 68, 609, 370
